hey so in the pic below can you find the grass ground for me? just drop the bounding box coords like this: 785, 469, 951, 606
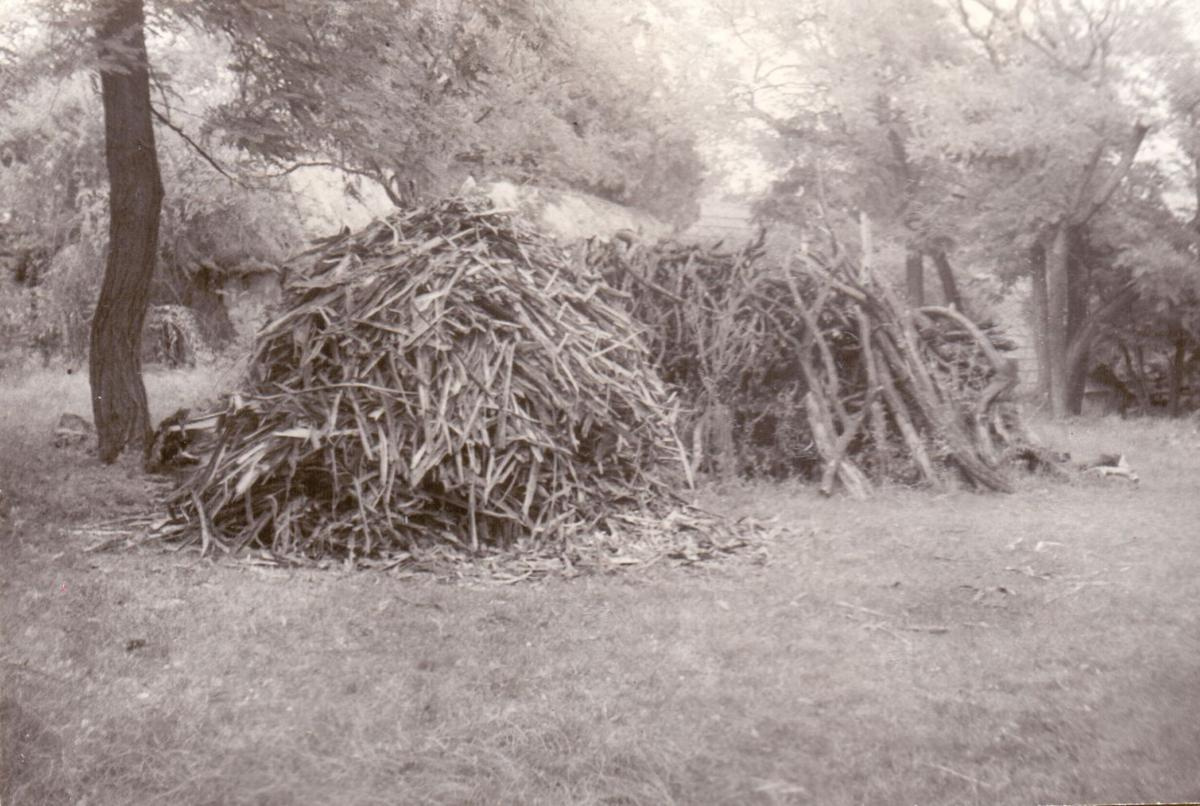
2, 366, 1199, 805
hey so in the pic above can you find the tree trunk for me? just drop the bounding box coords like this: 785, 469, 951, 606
905, 249, 924, 307
1063, 228, 1091, 414
1121, 342, 1151, 413
1169, 325, 1186, 417
1065, 340, 1101, 415
1044, 224, 1072, 417
1063, 281, 1138, 415
1038, 123, 1149, 419
1065, 229, 1089, 346
1190, 152, 1200, 235
90, 0, 163, 463
1029, 243, 1050, 403
930, 249, 966, 316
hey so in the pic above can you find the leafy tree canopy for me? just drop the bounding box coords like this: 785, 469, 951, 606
3, 0, 705, 226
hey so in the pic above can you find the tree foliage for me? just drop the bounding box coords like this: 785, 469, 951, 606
186, 0, 704, 223
699, 0, 1200, 415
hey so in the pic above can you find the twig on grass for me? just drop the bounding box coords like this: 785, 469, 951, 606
1, 658, 68, 683
69, 515, 161, 530
1046, 580, 1114, 602
491, 570, 536, 585
76, 521, 168, 553
82, 535, 131, 553
1005, 565, 1055, 581
837, 601, 951, 637
835, 600, 891, 619
919, 760, 994, 790
398, 596, 444, 610
861, 621, 913, 651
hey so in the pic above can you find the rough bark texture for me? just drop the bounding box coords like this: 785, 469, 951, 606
1169, 327, 1186, 417
905, 249, 924, 307
1064, 227, 1091, 413
90, 0, 163, 463
1193, 154, 1200, 235
930, 249, 965, 316
1044, 224, 1072, 416
1029, 243, 1050, 402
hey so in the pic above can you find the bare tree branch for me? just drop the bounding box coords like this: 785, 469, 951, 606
258, 159, 386, 188
1068, 138, 1106, 215
149, 105, 243, 186
1074, 122, 1150, 225
955, 0, 1004, 68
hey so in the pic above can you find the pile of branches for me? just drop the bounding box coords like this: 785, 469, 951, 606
160, 197, 680, 558
586, 232, 1035, 495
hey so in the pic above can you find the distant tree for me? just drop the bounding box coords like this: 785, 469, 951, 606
703, 0, 980, 308
938, 0, 1200, 415
714, 0, 1197, 416
1090, 167, 1200, 415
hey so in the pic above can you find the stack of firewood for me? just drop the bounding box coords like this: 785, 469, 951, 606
586, 231, 1034, 495
158, 197, 681, 558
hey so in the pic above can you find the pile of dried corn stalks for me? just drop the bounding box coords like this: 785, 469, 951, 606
586, 231, 1038, 495
160, 197, 683, 558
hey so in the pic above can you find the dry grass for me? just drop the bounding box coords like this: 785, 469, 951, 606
3, 368, 1199, 805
